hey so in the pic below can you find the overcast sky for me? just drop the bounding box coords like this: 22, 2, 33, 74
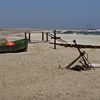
0, 0, 100, 29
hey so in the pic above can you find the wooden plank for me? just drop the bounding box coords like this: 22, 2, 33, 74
64, 44, 100, 48
49, 42, 100, 49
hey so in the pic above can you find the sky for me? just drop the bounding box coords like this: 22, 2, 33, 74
0, 0, 100, 29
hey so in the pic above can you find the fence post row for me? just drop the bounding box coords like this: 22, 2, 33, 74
24, 32, 31, 42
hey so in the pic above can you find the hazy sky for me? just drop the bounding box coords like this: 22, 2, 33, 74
0, 0, 100, 29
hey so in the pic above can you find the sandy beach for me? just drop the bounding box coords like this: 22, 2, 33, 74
0, 31, 100, 100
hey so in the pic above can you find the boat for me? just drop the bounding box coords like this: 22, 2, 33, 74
0, 39, 28, 53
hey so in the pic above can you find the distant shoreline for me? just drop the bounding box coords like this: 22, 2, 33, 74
0, 28, 100, 34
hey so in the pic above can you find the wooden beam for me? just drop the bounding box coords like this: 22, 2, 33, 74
53, 42, 100, 49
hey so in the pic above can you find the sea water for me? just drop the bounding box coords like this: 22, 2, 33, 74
77, 31, 100, 35
62, 31, 100, 35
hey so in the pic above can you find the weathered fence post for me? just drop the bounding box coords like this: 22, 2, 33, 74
28, 33, 31, 42
46, 32, 48, 41
42, 32, 44, 41
24, 32, 27, 39
54, 30, 56, 49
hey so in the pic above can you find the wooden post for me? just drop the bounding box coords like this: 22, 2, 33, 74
46, 32, 48, 41
24, 32, 27, 39
42, 32, 44, 41
54, 30, 56, 49
29, 33, 31, 42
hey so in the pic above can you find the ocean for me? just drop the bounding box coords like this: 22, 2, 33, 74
62, 31, 100, 35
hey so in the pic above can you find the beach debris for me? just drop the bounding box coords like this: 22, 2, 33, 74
65, 40, 95, 71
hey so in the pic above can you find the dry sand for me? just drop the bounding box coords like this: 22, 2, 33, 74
0, 32, 100, 100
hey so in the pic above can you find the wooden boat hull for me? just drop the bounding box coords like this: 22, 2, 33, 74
0, 39, 28, 53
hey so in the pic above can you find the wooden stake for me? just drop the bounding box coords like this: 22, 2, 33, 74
24, 32, 27, 39
46, 32, 48, 41
42, 32, 44, 41
29, 33, 31, 42
54, 30, 56, 49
